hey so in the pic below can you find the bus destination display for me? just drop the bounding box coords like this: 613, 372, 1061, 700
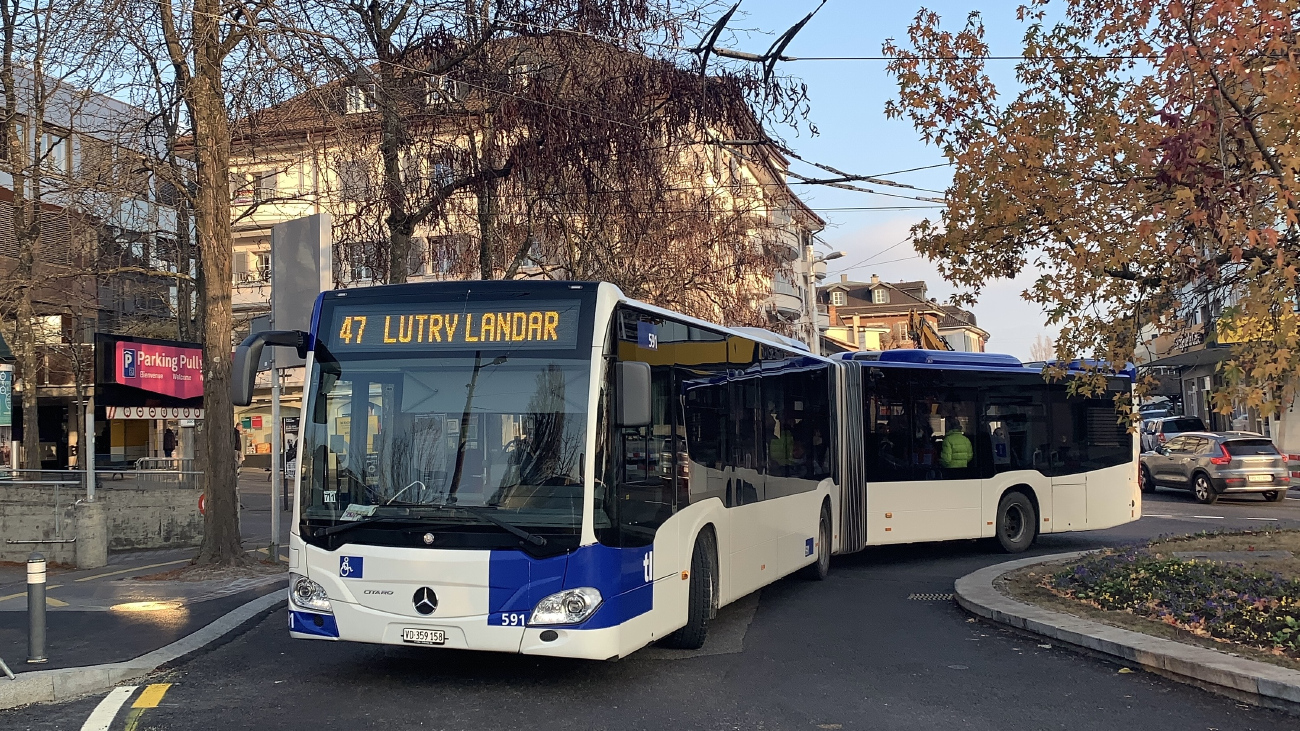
328, 300, 582, 350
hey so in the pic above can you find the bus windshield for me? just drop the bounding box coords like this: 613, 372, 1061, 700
298, 350, 590, 547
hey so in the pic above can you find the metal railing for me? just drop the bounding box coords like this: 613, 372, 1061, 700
135, 457, 196, 472
132, 468, 205, 490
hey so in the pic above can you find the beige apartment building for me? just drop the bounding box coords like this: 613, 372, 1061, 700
225, 50, 825, 452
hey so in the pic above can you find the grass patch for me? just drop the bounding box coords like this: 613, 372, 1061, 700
998, 529, 1300, 672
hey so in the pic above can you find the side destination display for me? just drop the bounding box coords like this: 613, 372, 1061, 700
328, 300, 583, 350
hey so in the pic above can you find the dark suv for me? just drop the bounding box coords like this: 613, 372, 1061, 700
1140, 432, 1289, 504
1140, 416, 1206, 452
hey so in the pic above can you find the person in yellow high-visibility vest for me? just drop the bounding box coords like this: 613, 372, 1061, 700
939, 417, 973, 469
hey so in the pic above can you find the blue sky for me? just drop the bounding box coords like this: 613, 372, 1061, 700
730, 1, 1057, 359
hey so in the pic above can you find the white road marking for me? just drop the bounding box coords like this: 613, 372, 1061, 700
1192, 515, 1224, 519
1144, 514, 1174, 518
81, 686, 137, 731
1246, 517, 1279, 521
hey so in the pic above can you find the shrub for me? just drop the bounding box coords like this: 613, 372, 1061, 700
1048, 548, 1300, 657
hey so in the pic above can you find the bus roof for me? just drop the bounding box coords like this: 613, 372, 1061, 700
835, 349, 1136, 380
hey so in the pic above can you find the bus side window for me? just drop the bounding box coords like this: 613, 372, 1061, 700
866, 376, 911, 482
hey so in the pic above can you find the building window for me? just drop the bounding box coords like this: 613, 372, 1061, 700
425, 76, 459, 105
337, 159, 370, 201
345, 84, 376, 114
508, 64, 536, 89
254, 171, 277, 202
830, 291, 847, 307
872, 288, 888, 304
40, 129, 70, 175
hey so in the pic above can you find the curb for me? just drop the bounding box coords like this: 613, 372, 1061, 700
0, 588, 286, 711
955, 552, 1300, 714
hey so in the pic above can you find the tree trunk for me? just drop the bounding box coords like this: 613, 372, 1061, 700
15, 290, 40, 470
190, 34, 243, 565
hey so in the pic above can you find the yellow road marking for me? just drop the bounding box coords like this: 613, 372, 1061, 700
132, 683, 172, 708
74, 559, 190, 582
123, 683, 172, 731
0, 584, 63, 602
46, 596, 68, 607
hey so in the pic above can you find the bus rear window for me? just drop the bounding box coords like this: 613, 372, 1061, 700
1223, 439, 1279, 456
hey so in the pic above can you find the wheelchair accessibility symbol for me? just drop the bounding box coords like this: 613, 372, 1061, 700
339, 556, 364, 579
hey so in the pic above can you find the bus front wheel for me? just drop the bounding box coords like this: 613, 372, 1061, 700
996, 492, 1036, 553
661, 530, 716, 650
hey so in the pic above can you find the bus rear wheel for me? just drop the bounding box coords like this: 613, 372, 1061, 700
661, 530, 716, 650
800, 503, 831, 581
996, 492, 1036, 554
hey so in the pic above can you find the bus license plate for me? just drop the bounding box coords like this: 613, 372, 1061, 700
1248, 474, 1272, 483
401, 628, 446, 645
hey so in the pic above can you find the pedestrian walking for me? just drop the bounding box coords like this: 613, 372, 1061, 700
163, 427, 176, 458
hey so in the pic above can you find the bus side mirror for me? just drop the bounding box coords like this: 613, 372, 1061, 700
232, 330, 308, 406
616, 361, 652, 428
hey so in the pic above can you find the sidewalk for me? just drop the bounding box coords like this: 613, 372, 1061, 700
0, 470, 290, 676
955, 552, 1300, 713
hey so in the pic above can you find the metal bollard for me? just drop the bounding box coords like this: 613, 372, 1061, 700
27, 553, 47, 664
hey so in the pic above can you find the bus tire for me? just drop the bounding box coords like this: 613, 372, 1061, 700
995, 491, 1036, 554
661, 530, 716, 650
800, 503, 832, 581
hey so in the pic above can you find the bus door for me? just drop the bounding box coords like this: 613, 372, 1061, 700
725, 371, 771, 597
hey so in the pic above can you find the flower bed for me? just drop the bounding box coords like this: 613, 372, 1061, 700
1047, 546, 1300, 659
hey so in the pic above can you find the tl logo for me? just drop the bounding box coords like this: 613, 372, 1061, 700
121, 349, 137, 378
642, 550, 654, 583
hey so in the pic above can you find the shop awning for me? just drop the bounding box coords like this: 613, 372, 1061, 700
1138, 345, 1231, 370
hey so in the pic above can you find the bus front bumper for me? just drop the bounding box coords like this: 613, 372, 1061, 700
288, 600, 625, 660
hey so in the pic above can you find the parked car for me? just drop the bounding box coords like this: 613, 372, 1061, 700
1140, 432, 1289, 504
1140, 416, 1207, 452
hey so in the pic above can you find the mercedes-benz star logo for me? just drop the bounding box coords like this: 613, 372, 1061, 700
413, 587, 438, 615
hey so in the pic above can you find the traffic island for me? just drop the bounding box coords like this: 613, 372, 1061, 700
955, 541, 1300, 713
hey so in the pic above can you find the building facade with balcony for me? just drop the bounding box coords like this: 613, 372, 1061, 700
816, 274, 988, 354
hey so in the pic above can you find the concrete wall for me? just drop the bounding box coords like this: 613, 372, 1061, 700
102, 485, 203, 551
0, 491, 79, 564
0, 483, 202, 563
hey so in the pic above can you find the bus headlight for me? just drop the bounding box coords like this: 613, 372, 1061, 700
530, 587, 602, 625
290, 573, 332, 613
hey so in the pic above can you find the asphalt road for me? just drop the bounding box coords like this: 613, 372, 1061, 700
5, 488, 1299, 731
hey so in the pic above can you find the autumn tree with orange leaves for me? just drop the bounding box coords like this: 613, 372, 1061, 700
883, 0, 1299, 416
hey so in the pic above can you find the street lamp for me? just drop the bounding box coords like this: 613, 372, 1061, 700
803, 250, 845, 352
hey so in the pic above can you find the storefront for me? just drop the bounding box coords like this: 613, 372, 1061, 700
0, 332, 13, 473
1138, 323, 1277, 436
94, 334, 203, 465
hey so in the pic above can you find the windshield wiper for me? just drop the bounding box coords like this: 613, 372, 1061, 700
316, 516, 413, 537
460, 506, 547, 547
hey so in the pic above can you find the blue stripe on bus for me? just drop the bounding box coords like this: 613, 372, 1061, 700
487, 543, 654, 630
289, 610, 340, 638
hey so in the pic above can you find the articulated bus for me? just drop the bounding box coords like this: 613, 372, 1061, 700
233, 280, 1138, 660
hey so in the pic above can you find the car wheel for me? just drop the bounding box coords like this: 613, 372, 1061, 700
1140, 465, 1155, 494
800, 503, 832, 581
660, 529, 716, 650
1193, 474, 1218, 505
996, 491, 1037, 553
1263, 490, 1284, 503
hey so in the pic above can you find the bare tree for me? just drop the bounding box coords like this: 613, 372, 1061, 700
273, 1, 812, 327
1029, 333, 1056, 363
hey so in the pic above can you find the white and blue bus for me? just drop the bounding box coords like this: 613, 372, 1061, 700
233, 280, 1138, 660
